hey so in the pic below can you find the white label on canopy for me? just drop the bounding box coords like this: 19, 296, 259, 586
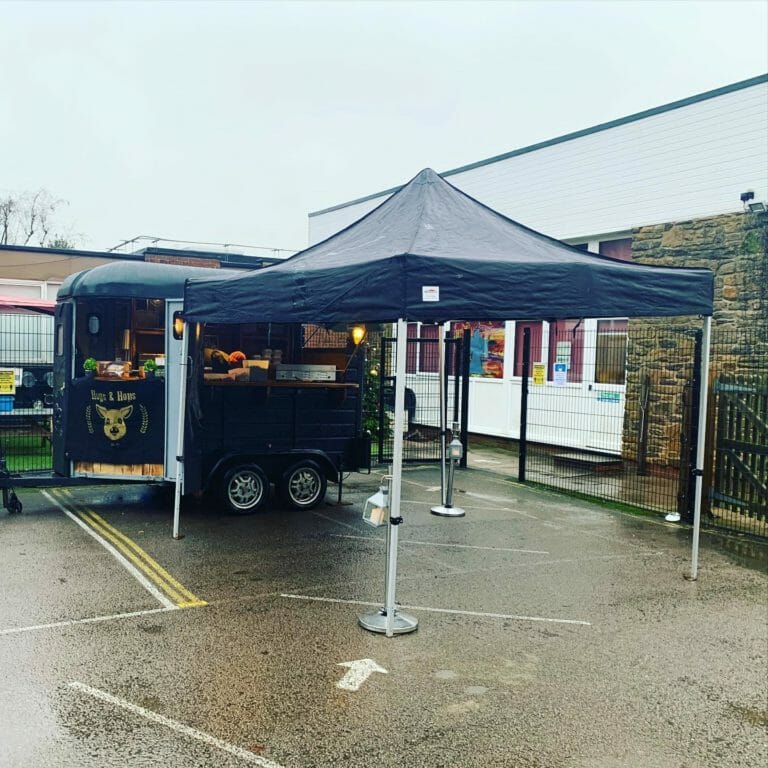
422, 286, 440, 302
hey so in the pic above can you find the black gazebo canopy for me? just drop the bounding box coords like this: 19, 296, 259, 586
184, 168, 713, 324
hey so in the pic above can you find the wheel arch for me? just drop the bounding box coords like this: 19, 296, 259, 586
204, 450, 339, 493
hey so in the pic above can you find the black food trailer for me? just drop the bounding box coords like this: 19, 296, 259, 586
0, 261, 369, 515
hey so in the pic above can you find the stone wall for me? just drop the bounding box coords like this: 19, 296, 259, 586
622, 210, 768, 469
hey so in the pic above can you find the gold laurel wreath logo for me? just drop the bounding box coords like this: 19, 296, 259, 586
139, 404, 149, 434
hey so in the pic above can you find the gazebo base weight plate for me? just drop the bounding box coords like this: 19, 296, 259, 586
359, 608, 418, 635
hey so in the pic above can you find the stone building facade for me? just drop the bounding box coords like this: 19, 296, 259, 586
622, 210, 768, 469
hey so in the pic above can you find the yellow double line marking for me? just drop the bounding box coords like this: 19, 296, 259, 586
53, 489, 207, 609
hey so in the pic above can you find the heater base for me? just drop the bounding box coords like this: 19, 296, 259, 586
430, 505, 466, 517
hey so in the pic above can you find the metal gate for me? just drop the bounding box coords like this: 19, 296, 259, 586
710, 374, 768, 534
374, 329, 469, 464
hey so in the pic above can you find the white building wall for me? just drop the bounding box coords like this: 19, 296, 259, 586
309, 79, 768, 245
309, 78, 768, 453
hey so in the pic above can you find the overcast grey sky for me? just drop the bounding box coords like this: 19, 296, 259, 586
1, 0, 766, 255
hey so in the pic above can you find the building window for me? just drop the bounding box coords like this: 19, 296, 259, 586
403, 324, 446, 374
0, 281, 43, 299
599, 238, 632, 262
419, 325, 439, 373
548, 319, 584, 383
513, 321, 542, 377
595, 319, 628, 384
406, 323, 418, 373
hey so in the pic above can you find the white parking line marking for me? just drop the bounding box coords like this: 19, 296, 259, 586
0, 607, 175, 636
43, 490, 177, 610
68, 682, 285, 767
331, 534, 549, 555
312, 510, 360, 531
401, 499, 522, 512
460, 491, 542, 519
280, 593, 591, 626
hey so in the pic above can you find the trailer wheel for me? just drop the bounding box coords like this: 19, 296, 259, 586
222, 464, 269, 514
279, 460, 327, 510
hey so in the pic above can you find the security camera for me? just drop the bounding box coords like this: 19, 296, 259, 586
740, 190, 755, 203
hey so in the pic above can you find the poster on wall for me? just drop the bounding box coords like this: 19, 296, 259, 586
453, 321, 505, 379
555, 341, 571, 368
0, 369, 16, 395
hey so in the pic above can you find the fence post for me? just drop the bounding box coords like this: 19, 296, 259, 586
452, 334, 460, 426
684, 330, 703, 522
459, 328, 470, 468
700, 382, 717, 519
519, 328, 531, 483
377, 341, 387, 464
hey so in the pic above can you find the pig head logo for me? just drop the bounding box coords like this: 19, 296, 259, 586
95, 404, 133, 441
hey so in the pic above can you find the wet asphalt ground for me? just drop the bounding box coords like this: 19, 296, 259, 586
0, 464, 766, 768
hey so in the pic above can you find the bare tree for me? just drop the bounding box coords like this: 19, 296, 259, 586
0, 196, 17, 245
0, 189, 74, 247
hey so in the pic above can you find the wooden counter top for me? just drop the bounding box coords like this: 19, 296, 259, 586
204, 379, 358, 389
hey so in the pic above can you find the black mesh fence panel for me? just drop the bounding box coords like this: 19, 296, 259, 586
521, 323, 698, 517
0, 311, 54, 472
513, 321, 767, 539
372, 331, 465, 464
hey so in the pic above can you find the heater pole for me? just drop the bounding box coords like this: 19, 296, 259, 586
437, 324, 446, 505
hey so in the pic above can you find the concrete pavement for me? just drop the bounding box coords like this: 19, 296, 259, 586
0, 464, 765, 767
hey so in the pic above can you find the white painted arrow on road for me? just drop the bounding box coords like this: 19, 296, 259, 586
336, 659, 388, 691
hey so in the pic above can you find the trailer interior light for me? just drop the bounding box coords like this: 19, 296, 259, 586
350, 325, 366, 345
173, 312, 185, 340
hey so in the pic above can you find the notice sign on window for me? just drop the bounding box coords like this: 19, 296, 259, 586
422, 286, 440, 302
0, 369, 16, 395
555, 341, 571, 367
553, 362, 567, 386
532, 363, 546, 385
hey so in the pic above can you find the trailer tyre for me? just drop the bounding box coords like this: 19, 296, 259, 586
279, 460, 327, 510
222, 464, 269, 514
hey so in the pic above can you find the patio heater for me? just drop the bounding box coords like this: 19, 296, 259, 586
431, 324, 465, 517
431, 421, 466, 517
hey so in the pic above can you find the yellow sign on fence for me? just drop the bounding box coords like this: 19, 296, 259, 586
532, 363, 546, 386
0, 369, 16, 395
